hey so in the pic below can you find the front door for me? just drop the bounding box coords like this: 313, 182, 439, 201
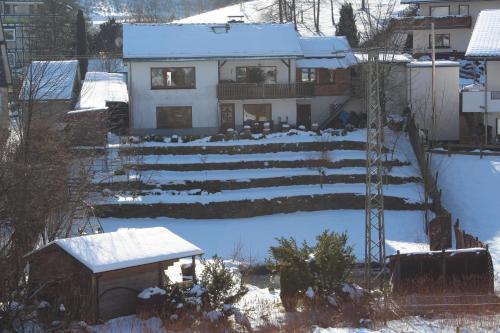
220, 103, 235, 131
297, 104, 312, 129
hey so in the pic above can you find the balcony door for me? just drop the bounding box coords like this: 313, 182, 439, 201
297, 104, 311, 129
220, 103, 235, 130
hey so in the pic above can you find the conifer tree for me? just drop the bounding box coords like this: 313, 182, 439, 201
76, 9, 88, 79
336, 3, 359, 47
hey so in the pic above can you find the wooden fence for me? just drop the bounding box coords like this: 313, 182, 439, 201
454, 219, 488, 249
407, 116, 452, 250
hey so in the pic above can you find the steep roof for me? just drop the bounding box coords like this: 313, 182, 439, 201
75, 72, 128, 110
296, 36, 358, 69
123, 23, 303, 60
19, 60, 79, 101
466, 9, 500, 58
28, 227, 203, 273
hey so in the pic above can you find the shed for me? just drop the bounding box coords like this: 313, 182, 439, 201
388, 248, 494, 295
26, 227, 203, 323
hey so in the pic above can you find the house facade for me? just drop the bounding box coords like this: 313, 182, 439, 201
462, 9, 500, 144
123, 23, 358, 135
393, 0, 500, 56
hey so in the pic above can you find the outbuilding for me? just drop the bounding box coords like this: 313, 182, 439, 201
26, 227, 203, 323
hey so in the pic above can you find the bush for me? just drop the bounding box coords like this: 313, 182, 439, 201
199, 256, 248, 312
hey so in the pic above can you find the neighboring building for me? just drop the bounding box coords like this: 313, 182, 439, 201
462, 9, 500, 144
0, 0, 43, 69
408, 60, 460, 141
392, 0, 500, 56
123, 23, 359, 135
75, 72, 128, 111
0, 16, 12, 142
19, 60, 80, 119
25, 227, 204, 322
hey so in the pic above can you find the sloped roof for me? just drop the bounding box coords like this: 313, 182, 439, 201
296, 36, 358, 69
75, 72, 128, 110
29, 227, 203, 273
20, 60, 79, 101
466, 10, 500, 58
123, 23, 303, 59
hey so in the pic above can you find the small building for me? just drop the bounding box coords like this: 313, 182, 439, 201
408, 60, 460, 141
19, 60, 80, 121
26, 227, 203, 323
462, 9, 500, 144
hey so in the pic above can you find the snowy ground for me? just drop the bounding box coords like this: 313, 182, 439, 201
431, 153, 500, 289
98, 210, 429, 262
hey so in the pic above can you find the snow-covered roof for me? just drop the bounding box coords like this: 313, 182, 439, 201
296, 36, 358, 69
20, 60, 79, 101
123, 23, 303, 60
466, 10, 500, 58
407, 60, 460, 67
76, 72, 128, 110
87, 58, 127, 73
30, 227, 203, 273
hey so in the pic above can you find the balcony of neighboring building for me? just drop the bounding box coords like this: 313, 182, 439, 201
390, 15, 472, 31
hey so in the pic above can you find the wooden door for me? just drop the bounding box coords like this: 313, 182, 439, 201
297, 104, 311, 129
220, 103, 235, 131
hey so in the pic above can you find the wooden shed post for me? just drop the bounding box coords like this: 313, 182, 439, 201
441, 249, 447, 291
192, 255, 197, 284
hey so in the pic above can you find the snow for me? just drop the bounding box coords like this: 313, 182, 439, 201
105, 183, 424, 205
297, 36, 358, 69
407, 60, 460, 68
305, 287, 315, 299
75, 72, 128, 110
466, 9, 500, 58
123, 23, 303, 59
98, 210, 429, 262
30, 227, 203, 273
19, 60, 78, 101
92, 315, 167, 333
137, 287, 166, 299
354, 53, 413, 63
431, 154, 500, 289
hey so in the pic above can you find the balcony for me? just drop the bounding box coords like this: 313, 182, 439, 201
390, 15, 472, 31
217, 82, 315, 100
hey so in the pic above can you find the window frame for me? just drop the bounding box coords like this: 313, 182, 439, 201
4, 29, 15, 42
150, 67, 196, 90
300, 68, 316, 83
235, 66, 277, 84
156, 106, 193, 129
243, 104, 272, 123
458, 4, 469, 16
429, 5, 450, 17
429, 33, 450, 49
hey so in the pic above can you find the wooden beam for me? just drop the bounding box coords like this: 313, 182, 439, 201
192, 256, 197, 284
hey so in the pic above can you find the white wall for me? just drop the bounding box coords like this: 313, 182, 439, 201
128, 60, 219, 134
487, 60, 500, 91
219, 59, 296, 83
408, 64, 460, 141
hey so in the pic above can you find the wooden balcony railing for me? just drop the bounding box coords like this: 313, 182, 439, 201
217, 82, 315, 100
390, 15, 472, 31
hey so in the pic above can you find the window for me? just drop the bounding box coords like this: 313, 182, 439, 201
236, 66, 277, 84
3, 4, 12, 14
4, 29, 15, 42
151, 67, 195, 89
156, 107, 192, 129
459, 5, 469, 16
318, 69, 336, 84
7, 52, 15, 68
430, 6, 449, 17
243, 104, 272, 122
429, 33, 450, 48
301, 68, 316, 83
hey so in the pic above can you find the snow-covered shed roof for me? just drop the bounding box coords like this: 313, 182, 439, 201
123, 23, 303, 60
75, 72, 128, 110
466, 10, 500, 58
28, 227, 203, 273
20, 60, 79, 101
407, 60, 460, 68
296, 36, 358, 69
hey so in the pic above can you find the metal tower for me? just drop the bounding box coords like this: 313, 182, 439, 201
364, 50, 386, 291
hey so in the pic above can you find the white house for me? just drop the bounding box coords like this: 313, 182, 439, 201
462, 9, 500, 143
393, 0, 500, 55
123, 23, 359, 135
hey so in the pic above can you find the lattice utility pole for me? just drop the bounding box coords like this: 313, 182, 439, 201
364, 50, 386, 291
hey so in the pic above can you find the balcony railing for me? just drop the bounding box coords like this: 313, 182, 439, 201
390, 15, 472, 31
217, 82, 317, 100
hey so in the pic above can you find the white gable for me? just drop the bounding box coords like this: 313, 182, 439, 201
50, 227, 203, 273
20, 60, 79, 101
123, 23, 303, 59
76, 72, 128, 110
466, 9, 500, 58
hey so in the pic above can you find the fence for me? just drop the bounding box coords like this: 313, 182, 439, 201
407, 116, 452, 250
454, 219, 488, 249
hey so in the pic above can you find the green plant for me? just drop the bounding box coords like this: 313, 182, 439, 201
200, 256, 248, 311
